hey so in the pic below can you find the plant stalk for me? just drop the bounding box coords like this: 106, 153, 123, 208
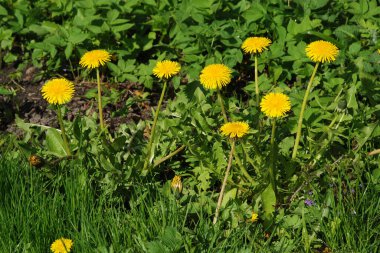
143, 80, 168, 171
217, 89, 228, 123
56, 105, 71, 156
154, 144, 186, 168
96, 68, 105, 131
269, 119, 277, 197
255, 55, 259, 109
292, 62, 320, 159
213, 139, 236, 224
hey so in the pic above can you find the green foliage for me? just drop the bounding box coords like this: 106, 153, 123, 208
1, 0, 380, 251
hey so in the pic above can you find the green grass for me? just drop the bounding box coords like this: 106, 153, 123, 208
0, 157, 379, 252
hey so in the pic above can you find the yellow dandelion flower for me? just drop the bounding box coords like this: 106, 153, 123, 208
153, 60, 181, 79
251, 212, 259, 222
220, 122, 249, 138
378, 49, 380, 54
305, 40, 339, 63
170, 175, 183, 193
241, 37, 272, 54
199, 64, 232, 90
260, 93, 291, 118
50, 238, 73, 253
41, 78, 74, 105
79, 49, 111, 69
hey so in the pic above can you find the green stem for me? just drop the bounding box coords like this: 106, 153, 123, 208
255, 55, 262, 132
269, 119, 277, 197
143, 80, 168, 171
255, 55, 259, 109
154, 144, 186, 168
213, 139, 235, 224
217, 90, 228, 123
96, 68, 105, 131
292, 62, 320, 159
56, 105, 71, 156
234, 145, 255, 183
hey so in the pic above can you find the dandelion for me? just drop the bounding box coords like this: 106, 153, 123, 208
241, 37, 272, 123
251, 212, 259, 222
241, 37, 272, 54
41, 78, 74, 156
79, 49, 111, 69
153, 60, 181, 79
50, 238, 73, 253
170, 175, 183, 193
143, 60, 181, 171
199, 64, 232, 90
260, 93, 291, 118
214, 121, 249, 224
220, 122, 249, 138
378, 49, 380, 54
260, 93, 291, 199
79, 49, 112, 131
41, 78, 74, 105
306, 40, 339, 63
292, 40, 339, 159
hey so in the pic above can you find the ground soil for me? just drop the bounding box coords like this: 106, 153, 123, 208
0, 67, 153, 136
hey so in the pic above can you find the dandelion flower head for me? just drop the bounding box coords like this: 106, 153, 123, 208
153, 60, 181, 79
41, 78, 74, 105
241, 37, 272, 54
50, 238, 73, 253
79, 49, 111, 69
220, 122, 249, 138
251, 212, 259, 222
306, 40, 339, 63
260, 92, 291, 118
199, 64, 232, 90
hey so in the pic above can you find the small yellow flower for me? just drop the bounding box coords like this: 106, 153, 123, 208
199, 64, 232, 90
153, 60, 181, 79
306, 40, 339, 63
50, 238, 73, 253
377, 49, 380, 54
260, 93, 291, 118
79, 49, 111, 69
220, 122, 249, 138
241, 37, 272, 54
41, 78, 74, 105
170, 175, 183, 193
251, 212, 259, 222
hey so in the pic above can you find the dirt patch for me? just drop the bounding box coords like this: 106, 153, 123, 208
1, 72, 153, 135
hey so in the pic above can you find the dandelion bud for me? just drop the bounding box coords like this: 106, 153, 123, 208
171, 175, 183, 193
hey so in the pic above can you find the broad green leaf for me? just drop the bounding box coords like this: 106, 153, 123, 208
346, 85, 358, 110
261, 184, 276, 221
45, 128, 68, 157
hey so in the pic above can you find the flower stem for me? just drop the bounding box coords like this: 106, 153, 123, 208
213, 139, 235, 224
154, 144, 186, 168
255, 55, 259, 109
56, 105, 71, 156
96, 68, 105, 131
269, 119, 277, 197
143, 80, 168, 171
217, 90, 253, 184
217, 89, 228, 123
254, 55, 262, 132
292, 62, 320, 159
